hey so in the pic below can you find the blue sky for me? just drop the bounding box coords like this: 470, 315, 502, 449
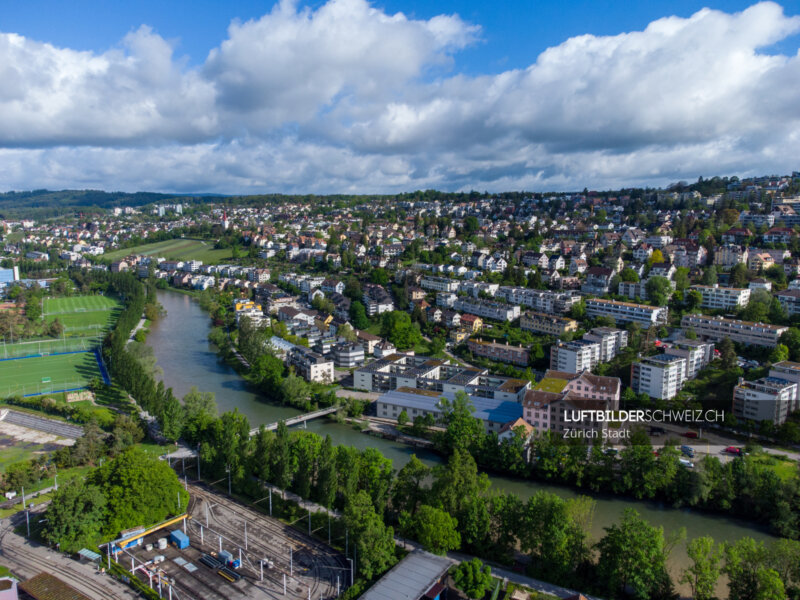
6, 0, 799, 72
1, 0, 800, 193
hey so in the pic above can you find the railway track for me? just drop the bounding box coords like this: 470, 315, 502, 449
0, 516, 138, 600
186, 484, 347, 599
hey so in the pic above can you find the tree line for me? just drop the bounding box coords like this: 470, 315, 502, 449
433, 395, 800, 540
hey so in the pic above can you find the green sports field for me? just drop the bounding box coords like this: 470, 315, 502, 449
103, 237, 233, 264
44, 295, 119, 314
43, 295, 122, 335
0, 352, 103, 397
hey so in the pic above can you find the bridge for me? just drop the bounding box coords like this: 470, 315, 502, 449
248, 405, 340, 436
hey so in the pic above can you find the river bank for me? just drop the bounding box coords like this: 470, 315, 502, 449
147, 288, 780, 596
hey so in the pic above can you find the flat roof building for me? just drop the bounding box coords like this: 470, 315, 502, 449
733, 377, 796, 425
681, 314, 787, 347
585, 298, 668, 327
359, 550, 452, 600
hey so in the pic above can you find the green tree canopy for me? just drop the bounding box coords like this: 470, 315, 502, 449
452, 558, 493, 599
42, 479, 106, 552
89, 447, 189, 537
399, 504, 460, 555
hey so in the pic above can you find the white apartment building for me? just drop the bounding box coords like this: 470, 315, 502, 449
663, 338, 715, 380
585, 298, 668, 327
631, 354, 687, 400
768, 361, 800, 412
550, 340, 601, 373
421, 276, 460, 293
690, 284, 750, 310
453, 297, 520, 322
583, 327, 629, 362
494, 287, 581, 314
776, 290, 800, 316
287, 346, 334, 383
733, 377, 796, 425
681, 314, 787, 347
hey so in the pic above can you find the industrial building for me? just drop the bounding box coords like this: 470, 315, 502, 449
359, 550, 451, 600
376, 387, 523, 433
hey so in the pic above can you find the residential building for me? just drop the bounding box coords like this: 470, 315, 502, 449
467, 339, 529, 366
550, 340, 600, 373
776, 290, 800, 316
581, 267, 613, 295
460, 314, 483, 332
768, 361, 800, 412
748, 252, 775, 272
681, 314, 787, 347
523, 370, 621, 437
520, 311, 578, 337
332, 342, 365, 368
618, 280, 648, 300
631, 354, 687, 400
749, 278, 772, 291
733, 377, 796, 425
287, 346, 334, 383
362, 284, 395, 316
586, 298, 668, 327
494, 288, 581, 314
320, 278, 344, 295
354, 354, 529, 400
583, 327, 629, 362
453, 297, 520, 322
421, 276, 459, 293
663, 338, 715, 380
714, 245, 749, 269
690, 284, 751, 310
763, 227, 795, 245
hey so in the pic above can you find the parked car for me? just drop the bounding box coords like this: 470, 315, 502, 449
725, 446, 742, 455
681, 445, 695, 458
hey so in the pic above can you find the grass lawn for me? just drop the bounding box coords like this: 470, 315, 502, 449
0, 437, 47, 472
0, 336, 100, 358
751, 452, 799, 481
104, 237, 233, 264
0, 352, 103, 397
43, 295, 119, 315
42, 294, 122, 337
535, 377, 569, 393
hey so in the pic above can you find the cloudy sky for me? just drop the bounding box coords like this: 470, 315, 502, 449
1, 0, 800, 194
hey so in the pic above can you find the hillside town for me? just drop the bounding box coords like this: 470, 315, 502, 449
5, 174, 800, 444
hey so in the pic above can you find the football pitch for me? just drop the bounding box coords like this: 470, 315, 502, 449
0, 351, 104, 397
43, 295, 122, 335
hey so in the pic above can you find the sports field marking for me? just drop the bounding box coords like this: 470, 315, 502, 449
0, 351, 104, 397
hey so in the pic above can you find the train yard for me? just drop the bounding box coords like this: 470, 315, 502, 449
120, 483, 348, 600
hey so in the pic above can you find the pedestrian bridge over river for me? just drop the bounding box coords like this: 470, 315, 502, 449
248, 405, 340, 436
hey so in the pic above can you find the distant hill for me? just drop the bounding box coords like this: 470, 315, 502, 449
0, 190, 220, 219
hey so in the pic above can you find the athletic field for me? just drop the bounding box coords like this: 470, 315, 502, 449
43, 295, 122, 336
0, 337, 98, 359
0, 351, 105, 397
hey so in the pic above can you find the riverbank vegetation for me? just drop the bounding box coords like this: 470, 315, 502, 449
430, 395, 800, 540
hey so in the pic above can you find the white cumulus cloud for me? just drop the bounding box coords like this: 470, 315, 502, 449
0, 0, 798, 193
